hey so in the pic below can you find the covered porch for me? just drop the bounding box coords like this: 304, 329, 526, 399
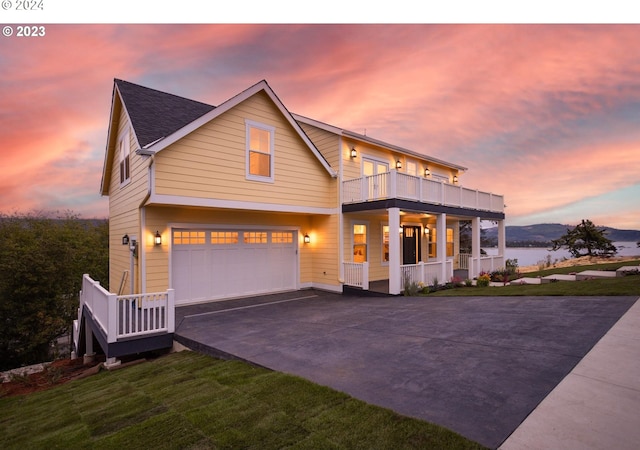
341, 170, 505, 295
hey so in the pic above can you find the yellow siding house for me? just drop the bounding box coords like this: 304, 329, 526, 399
100, 79, 506, 305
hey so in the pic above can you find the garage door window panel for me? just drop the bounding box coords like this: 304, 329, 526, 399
174, 231, 206, 245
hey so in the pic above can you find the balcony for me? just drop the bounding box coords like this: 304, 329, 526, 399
73, 274, 175, 365
342, 170, 504, 214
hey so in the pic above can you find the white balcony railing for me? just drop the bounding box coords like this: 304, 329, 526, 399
74, 274, 175, 350
342, 170, 504, 213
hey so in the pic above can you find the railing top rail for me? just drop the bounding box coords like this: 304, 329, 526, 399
116, 292, 169, 301
343, 172, 504, 213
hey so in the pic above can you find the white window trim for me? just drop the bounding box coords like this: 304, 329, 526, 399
119, 128, 131, 187
381, 222, 389, 266
361, 155, 390, 177
405, 159, 419, 177
245, 119, 275, 183
351, 220, 369, 263
431, 172, 450, 183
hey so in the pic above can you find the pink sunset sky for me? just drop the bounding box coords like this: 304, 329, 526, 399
1, 24, 640, 229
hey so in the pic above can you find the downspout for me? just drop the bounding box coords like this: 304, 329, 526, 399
138, 154, 155, 294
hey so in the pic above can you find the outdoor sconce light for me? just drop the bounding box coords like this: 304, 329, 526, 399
424, 167, 431, 177
453, 175, 459, 183
399, 226, 404, 234
424, 227, 430, 235
303, 233, 311, 244
350, 147, 357, 158
122, 234, 130, 245
396, 159, 402, 170
154, 231, 162, 246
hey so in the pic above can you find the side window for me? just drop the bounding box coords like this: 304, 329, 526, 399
353, 224, 367, 263
406, 160, 418, 177
447, 228, 454, 257
426, 227, 454, 257
119, 128, 131, 185
246, 120, 275, 182
382, 225, 389, 263
428, 227, 437, 258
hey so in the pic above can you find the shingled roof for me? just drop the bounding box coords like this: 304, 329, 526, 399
115, 79, 216, 148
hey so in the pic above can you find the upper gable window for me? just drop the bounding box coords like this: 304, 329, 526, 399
119, 128, 131, 186
246, 120, 275, 182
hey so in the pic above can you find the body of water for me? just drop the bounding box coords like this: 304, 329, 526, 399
483, 242, 640, 267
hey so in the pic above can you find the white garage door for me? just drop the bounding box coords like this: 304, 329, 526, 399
171, 229, 298, 305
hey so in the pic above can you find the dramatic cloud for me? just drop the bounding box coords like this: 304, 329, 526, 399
1, 24, 639, 229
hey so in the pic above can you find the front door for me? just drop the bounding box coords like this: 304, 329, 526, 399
403, 226, 422, 265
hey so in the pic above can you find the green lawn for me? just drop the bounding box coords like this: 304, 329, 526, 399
0, 351, 486, 449
430, 260, 640, 297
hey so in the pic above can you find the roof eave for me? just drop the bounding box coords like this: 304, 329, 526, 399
342, 130, 468, 172
142, 80, 337, 178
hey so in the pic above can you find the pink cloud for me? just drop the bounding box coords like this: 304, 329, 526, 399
1, 24, 639, 228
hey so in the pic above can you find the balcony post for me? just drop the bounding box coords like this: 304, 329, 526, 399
471, 217, 481, 278
498, 219, 506, 263
436, 212, 447, 283
167, 289, 175, 333
388, 207, 401, 295
107, 292, 117, 343
389, 170, 397, 198
361, 176, 368, 202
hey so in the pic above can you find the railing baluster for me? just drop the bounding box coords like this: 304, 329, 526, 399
343, 174, 503, 212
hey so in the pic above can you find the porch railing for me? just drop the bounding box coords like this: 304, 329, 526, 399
343, 262, 369, 289
458, 253, 472, 270
74, 274, 175, 348
401, 260, 454, 287
480, 255, 505, 273
342, 170, 504, 213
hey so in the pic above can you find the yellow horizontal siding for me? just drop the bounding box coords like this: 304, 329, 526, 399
142, 206, 341, 293
154, 91, 336, 209
106, 108, 149, 293
298, 123, 340, 170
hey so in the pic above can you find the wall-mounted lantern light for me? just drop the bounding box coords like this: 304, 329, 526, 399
154, 230, 162, 246
122, 234, 130, 246
424, 167, 431, 177
453, 175, 459, 183
399, 226, 404, 234
424, 227, 430, 235
350, 147, 357, 158
303, 233, 311, 244
396, 159, 402, 170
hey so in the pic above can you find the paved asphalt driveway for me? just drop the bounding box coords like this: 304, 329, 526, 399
174, 291, 637, 449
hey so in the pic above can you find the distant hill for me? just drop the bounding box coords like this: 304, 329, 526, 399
483, 223, 640, 246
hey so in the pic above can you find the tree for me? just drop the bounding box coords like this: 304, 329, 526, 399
551, 219, 617, 258
0, 212, 108, 370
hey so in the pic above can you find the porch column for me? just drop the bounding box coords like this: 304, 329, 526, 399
498, 219, 506, 267
388, 207, 402, 295
471, 217, 481, 278
436, 212, 447, 284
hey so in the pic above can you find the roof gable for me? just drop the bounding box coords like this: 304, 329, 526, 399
137, 79, 336, 177
101, 79, 337, 195
114, 79, 215, 149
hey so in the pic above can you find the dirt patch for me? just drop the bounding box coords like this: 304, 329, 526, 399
0, 357, 104, 398
519, 255, 640, 273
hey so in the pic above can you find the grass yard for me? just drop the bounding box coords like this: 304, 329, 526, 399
430, 259, 640, 297
0, 351, 486, 449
